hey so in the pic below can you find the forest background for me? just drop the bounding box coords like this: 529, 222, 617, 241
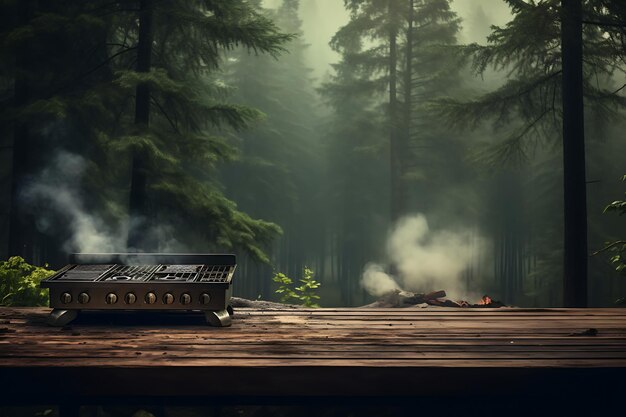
0, 0, 624, 307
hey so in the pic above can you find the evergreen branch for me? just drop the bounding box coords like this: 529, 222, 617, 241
106, 42, 133, 49
469, 107, 552, 169
592, 241, 626, 256
110, 95, 133, 136
506, 71, 562, 101
582, 19, 626, 29
150, 96, 179, 133
433, 71, 561, 129
514, 107, 552, 143
51, 46, 138, 97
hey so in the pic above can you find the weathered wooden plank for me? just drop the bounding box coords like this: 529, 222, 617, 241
4, 307, 626, 317
1, 307, 626, 402
6, 316, 626, 327
5, 348, 626, 361
5, 340, 626, 352
4, 336, 625, 346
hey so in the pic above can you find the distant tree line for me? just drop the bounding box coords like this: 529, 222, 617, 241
1, 0, 625, 307
319, 0, 626, 306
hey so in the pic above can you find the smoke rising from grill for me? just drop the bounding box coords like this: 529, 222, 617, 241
21, 151, 184, 254
22, 151, 124, 253
361, 214, 486, 299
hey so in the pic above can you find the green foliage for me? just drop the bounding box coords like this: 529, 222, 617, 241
0, 257, 54, 307
605, 241, 626, 276
0, 0, 291, 262
435, 0, 626, 167
272, 267, 321, 307
603, 175, 626, 216
595, 175, 626, 279
272, 272, 298, 303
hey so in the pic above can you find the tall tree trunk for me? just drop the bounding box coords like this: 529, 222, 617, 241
8, 0, 35, 261
561, 0, 587, 307
402, 0, 414, 210
127, 0, 154, 250
389, 0, 402, 223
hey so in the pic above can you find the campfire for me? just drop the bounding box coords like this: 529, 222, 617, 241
478, 295, 493, 305
364, 289, 506, 308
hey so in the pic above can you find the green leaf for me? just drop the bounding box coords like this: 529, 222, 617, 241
0, 257, 54, 307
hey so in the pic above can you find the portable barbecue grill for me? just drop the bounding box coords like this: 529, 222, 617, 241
40, 253, 236, 327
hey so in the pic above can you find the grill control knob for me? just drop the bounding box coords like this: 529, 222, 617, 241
200, 293, 211, 305
125, 293, 137, 304
145, 292, 157, 304
163, 293, 174, 305
105, 293, 118, 304
60, 293, 72, 304
78, 292, 90, 304
180, 293, 192, 305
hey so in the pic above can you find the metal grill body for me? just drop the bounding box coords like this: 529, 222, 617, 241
40, 253, 236, 327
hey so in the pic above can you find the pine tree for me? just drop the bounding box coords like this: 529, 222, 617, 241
321, 0, 464, 303
331, 0, 461, 223
1, 0, 294, 264
111, 0, 293, 257
221, 0, 325, 299
436, 0, 626, 306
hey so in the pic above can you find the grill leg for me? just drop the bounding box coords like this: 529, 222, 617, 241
227, 305, 234, 316
47, 309, 79, 327
205, 309, 232, 327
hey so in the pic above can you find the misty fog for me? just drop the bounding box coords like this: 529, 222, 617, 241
1, 0, 625, 308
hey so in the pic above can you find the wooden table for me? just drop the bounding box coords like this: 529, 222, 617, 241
1, 307, 626, 414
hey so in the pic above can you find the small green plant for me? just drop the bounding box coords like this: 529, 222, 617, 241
594, 175, 626, 304
0, 256, 54, 306
272, 266, 321, 307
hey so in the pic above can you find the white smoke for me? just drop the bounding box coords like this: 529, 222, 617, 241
22, 151, 184, 254
361, 263, 400, 296
361, 214, 486, 299
21, 151, 125, 253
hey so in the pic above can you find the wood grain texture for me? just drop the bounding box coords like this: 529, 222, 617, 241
1, 307, 625, 402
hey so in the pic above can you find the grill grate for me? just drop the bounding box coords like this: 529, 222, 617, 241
148, 264, 202, 282
98, 265, 161, 282
74, 265, 114, 271
196, 265, 233, 283
50, 263, 233, 283
57, 265, 114, 281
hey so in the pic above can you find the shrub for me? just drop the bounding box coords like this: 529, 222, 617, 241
0, 256, 54, 307
272, 266, 321, 307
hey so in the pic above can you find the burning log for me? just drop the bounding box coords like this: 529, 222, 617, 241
479, 295, 492, 305
426, 298, 463, 308
424, 290, 447, 301
361, 289, 448, 308
363, 290, 507, 308
471, 295, 506, 308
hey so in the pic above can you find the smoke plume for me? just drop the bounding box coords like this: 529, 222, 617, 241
361, 214, 485, 299
21, 151, 184, 254
361, 263, 401, 296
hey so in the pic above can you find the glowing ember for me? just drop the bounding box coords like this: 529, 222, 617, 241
478, 295, 492, 305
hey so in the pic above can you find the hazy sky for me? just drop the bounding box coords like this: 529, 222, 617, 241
264, 0, 514, 83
